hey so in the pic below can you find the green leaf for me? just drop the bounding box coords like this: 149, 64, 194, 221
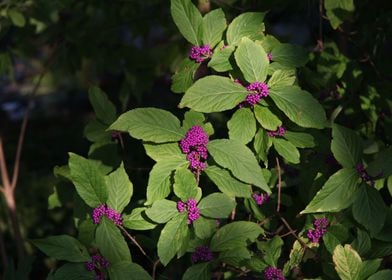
358, 259, 381, 280
324, 0, 355, 29
202, 9, 226, 47
145, 199, 179, 224
332, 245, 362, 280
210, 221, 263, 251
257, 236, 284, 267
78, 220, 96, 247
234, 37, 269, 83
110, 108, 184, 143
208, 139, 270, 193
174, 167, 200, 201
269, 86, 327, 129
198, 193, 235, 219
204, 165, 252, 198
272, 137, 300, 164
122, 208, 157, 231
367, 148, 392, 178
193, 217, 217, 239
283, 240, 305, 275
323, 224, 349, 254
8, 9, 26, 27
84, 120, 110, 143
96, 217, 131, 264
106, 163, 133, 213
53, 263, 94, 280
170, 0, 203, 45
227, 108, 256, 144
143, 143, 185, 162
271, 44, 308, 67
268, 69, 296, 88
88, 86, 117, 125
146, 158, 188, 205
331, 124, 362, 168
182, 263, 211, 280
253, 105, 282, 131
351, 229, 371, 256
283, 131, 315, 148
253, 128, 272, 163
182, 111, 205, 131
352, 184, 386, 236
31, 235, 90, 262
180, 76, 247, 113
219, 247, 251, 267
226, 12, 266, 45
208, 44, 234, 72
68, 153, 108, 208
171, 58, 200, 94
301, 168, 360, 213
109, 261, 152, 280
367, 270, 392, 280
157, 213, 189, 266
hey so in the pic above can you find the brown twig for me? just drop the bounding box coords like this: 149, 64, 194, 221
152, 259, 160, 280
279, 215, 308, 249
118, 225, 153, 263
276, 157, 282, 213
0, 139, 11, 191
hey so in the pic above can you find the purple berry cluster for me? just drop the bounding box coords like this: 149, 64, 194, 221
85, 253, 109, 280
189, 45, 213, 63
243, 81, 269, 106
267, 126, 286, 137
307, 218, 329, 243
191, 245, 213, 263
180, 126, 209, 172
267, 53, 273, 62
263, 266, 285, 280
177, 199, 200, 224
92, 205, 122, 226
356, 163, 371, 182
252, 192, 270, 206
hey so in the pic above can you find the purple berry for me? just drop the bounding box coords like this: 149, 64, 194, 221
191, 246, 213, 263
180, 126, 209, 173
267, 126, 286, 137
189, 45, 213, 63
92, 205, 122, 226
252, 193, 270, 206
263, 266, 285, 280
307, 218, 329, 243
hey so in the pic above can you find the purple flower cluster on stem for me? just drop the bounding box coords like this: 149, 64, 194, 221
267, 126, 286, 137
180, 126, 209, 173
356, 163, 371, 182
189, 45, 213, 63
263, 266, 285, 280
252, 192, 270, 206
267, 53, 273, 62
85, 253, 109, 280
191, 245, 213, 263
92, 204, 122, 226
177, 198, 200, 224
307, 218, 329, 243
242, 81, 269, 107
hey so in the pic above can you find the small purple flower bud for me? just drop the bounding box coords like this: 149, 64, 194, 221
240, 81, 269, 107
191, 246, 213, 263
267, 53, 273, 62
189, 45, 213, 63
356, 163, 371, 182
92, 205, 122, 225
252, 193, 270, 206
307, 218, 329, 243
267, 126, 286, 137
177, 199, 200, 224
263, 266, 285, 280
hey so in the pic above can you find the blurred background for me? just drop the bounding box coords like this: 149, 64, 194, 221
0, 0, 391, 278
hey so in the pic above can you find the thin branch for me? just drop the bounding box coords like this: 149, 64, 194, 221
0, 138, 11, 190
276, 157, 282, 213
279, 215, 308, 249
152, 260, 160, 280
118, 225, 153, 263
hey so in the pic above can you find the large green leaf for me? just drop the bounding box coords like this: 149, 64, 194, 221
268, 69, 296, 88
253, 128, 272, 163
146, 157, 188, 205
106, 163, 133, 213
171, 58, 200, 94
145, 199, 179, 224
226, 12, 266, 45
272, 137, 300, 164
283, 131, 315, 148
367, 270, 392, 280
193, 217, 217, 239
301, 168, 360, 213
31, 235, 90, 262
88, 86, 117, 125
182, 110, 205, 131
257, 236, 283, 267
122, 208, 157, 231
331, 124, 362, 168
8, 9, 26, 27
96, 217, 131, 264
157, 213, 189, 266
324, 0, 355, 29
333, 245, 362, 280
143, 142, 185, 162
234, 37, 269, 83
170, 0, 202, 45
198, 193, 236, 219
210, 221, 263, 251
323, 224, 350, 254
109, 261, 152, 280
68, 153, 108, 208
270, 44, 308, 67
352, 184, 386, 236
208, 44, 234, 72
253, 105, 282, 131
219, 247, 251, 267
53, 263, 94, 280
110, 108, 184, 143
351, 229, 371, 256
202, 9, 226, 47
174, 167, 200, 201
227, 108, 256, 144
182, 263, 211, 280
205, 165, 252, 198
180, 76, 247, 112
208, 139, 270, 192
269, 86, 327, 129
